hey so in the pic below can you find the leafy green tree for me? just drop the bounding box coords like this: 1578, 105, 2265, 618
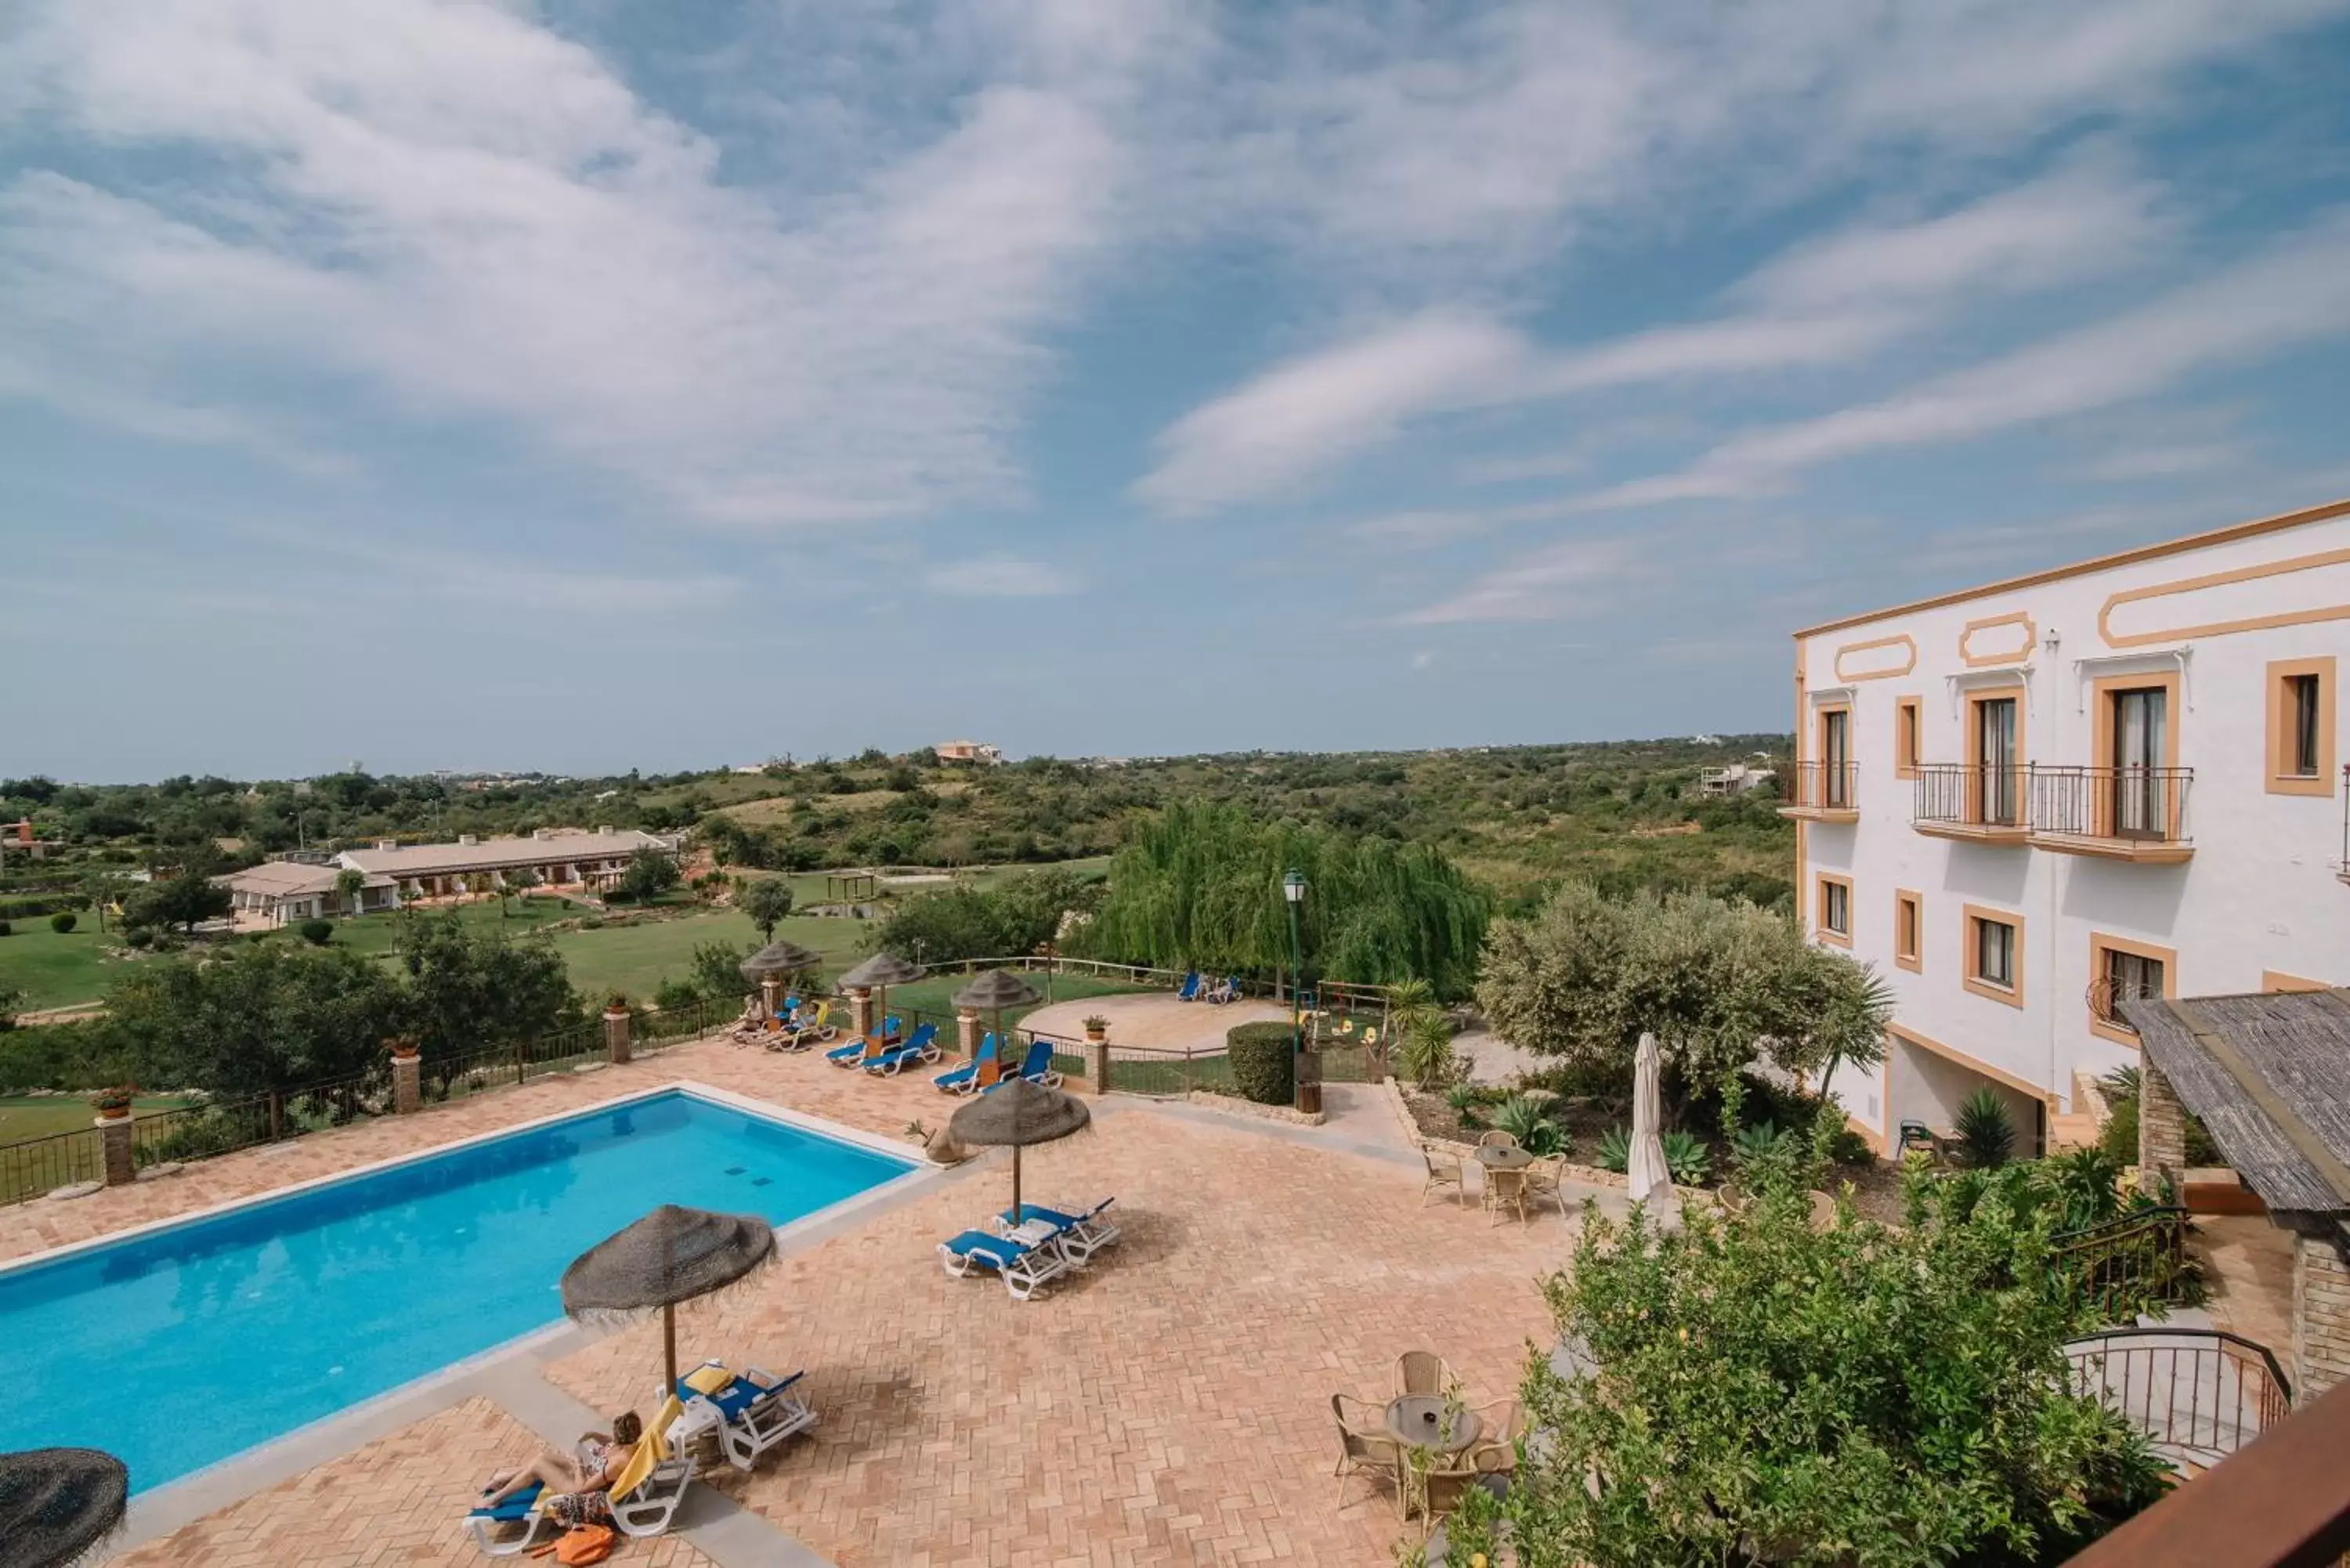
498, 865, 541, 916
874, 869, 1095, 966
0, 981, 22, 1028
740, 877, 796, 942
396, 912, 577, 1071
1078, 802, 1489, 996
690, 940, 750, 1001
1441, 1176, 2170, 1566
1477, 883, 1891, 1119
107, 945, 405, 1099
334, 868, 367, 916
126, 866, 233, 933
613, 847, 681, 903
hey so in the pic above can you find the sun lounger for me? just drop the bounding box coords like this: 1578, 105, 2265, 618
866, 1021, 941, 1075
1206, 975, 1241, 1005
465, 1480, 555, 1557
1000, 1198, 1120, 1265
1011, 1037, 1061, 1086
1175, 970, 1201, 1002
826, 1013, 901, 1067
937, 1227, 1069, 1300
609, 1396, 695, 1538
934, 1032, 1000, 1095
677, 1361, 816, 1471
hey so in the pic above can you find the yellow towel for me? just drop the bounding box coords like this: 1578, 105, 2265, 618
682, 1364, 732, 1396
609, 1394, 685, 1501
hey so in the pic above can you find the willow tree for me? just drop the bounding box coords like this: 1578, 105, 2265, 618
1076, 802, 1491, 997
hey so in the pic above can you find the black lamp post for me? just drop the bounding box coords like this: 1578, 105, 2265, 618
1283, 869, 1318, 1113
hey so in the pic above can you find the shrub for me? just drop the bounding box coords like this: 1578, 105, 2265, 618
123, 927, 154, 949
1730, 1119, 1788, 1165
297, 918, 334, 946
1597, 1125, 1630, 1173
1225, 1021, 1294, 1106
1395, 1014, 1458, 1087
1491, 1093, 1565, 1156
0, 919, 10, 938
1956, 1088, 2017, 1169
2099, 1096, 2140, 1166
1828, 1125, 1875, 1165
653, 977, 703, 1012
49, 911, 78, 934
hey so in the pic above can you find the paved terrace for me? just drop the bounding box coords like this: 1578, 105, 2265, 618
0, 1037, 1581, 1566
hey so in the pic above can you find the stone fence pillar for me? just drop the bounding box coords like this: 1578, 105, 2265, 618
956, 1007, 982, 1061
2138, 1060, 2187, 1189
392, 1052, 421, 1115
849, 987, 875, 1041
604, 1006, 632, 1066
1086, 1039, 1112, 1095
760, 977, 783, 1024
99, 1114, 136, 1187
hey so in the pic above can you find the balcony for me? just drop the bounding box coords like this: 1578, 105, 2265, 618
1777, 760, 1858, 824
2027, 765, 2195, 863
1911, 763, 2030, 845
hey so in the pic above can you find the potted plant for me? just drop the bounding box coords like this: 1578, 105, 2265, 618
385, 1034, 420, 1060
602, 991, 631, 1018
1083, 1014, 1110, 1043
90, 1085, 136, 1119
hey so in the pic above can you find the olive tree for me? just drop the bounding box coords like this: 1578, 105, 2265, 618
1476, 883, 1890, 1118
740, 876, 796, 942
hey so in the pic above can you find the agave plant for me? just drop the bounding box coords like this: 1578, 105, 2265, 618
1397, 1013, 1459, 1089
1730, 1119, 1788, 1165
1661, 1129, 1712, 1185
1490, 1093, 1565, 1157
1596, 1125, 1631, 1174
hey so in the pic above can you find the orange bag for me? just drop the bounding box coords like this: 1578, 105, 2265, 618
546, 1524, 616, 1565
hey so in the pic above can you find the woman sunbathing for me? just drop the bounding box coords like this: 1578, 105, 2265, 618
480, 1410, 643, 1521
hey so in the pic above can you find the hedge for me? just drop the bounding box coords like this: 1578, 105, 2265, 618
1226, 1021, 1294, 1107
0, 896, 80, 922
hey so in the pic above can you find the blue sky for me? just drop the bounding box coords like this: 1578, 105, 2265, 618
5, 0, 2350, 782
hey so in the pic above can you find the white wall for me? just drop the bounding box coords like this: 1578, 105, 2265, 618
1796, 504, 2350, 1140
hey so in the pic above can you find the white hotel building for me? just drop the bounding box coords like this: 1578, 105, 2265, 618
1788, 497, 2350, 1155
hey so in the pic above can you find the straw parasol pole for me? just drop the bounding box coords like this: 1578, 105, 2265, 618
561, 1205, 776, 1389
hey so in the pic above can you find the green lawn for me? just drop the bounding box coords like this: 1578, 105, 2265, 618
329, 895, 580, 959
0, 913, 126, 1012
0, 1093, 191, 1143
551, 912, 872, 1004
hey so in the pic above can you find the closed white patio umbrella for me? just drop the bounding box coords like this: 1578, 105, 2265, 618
1626, 1032, 1672, 1205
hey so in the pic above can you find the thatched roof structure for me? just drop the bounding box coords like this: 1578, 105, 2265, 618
739, 940, 823, 981
952, 970, 1041, 1013
2123, 990, 2350, 1216
838, 952, 921, 990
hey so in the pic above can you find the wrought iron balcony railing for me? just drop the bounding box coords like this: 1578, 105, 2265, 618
1777, 759, 1857, 818
1912, 762, 2028, 837
2027, 764, 2194, 859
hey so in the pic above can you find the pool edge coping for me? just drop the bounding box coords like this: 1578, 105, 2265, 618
0, 1076, 934, 1281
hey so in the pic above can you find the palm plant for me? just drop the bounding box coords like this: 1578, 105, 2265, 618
1397, 1012, 1458, 1089
1954, 1088, 2016, 1169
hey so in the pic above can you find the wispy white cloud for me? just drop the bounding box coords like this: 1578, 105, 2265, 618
924, 555, 1081, 597
1398, 537, 1644, 625
1569, 209, 2350, 510
1134, 313, 1525, 515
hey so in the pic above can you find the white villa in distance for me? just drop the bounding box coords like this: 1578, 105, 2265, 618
217, 826, 674, 926
1788, 496, 2349, 1155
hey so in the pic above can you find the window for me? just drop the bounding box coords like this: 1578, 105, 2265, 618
2090, 934, 2176, 1046
1893, 889, 1922, 973
2108, 683, 2169, 838
1964, 904, 2024, 1008
1818, 706, 1852, 807
2266, 658, 2336, 797
1895, 697, 1922, 781
1972, 695, 2020, 826
1816, 873, 1853, 947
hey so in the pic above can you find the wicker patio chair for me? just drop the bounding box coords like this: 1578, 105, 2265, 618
1522, 1154, 1566, 1216
1331, 1393, 1404, 1516
1394, 1349, 1455, 1400
1419, 1145, 1465, 1207
1475, 1129, 1520, 1151
1484, 1167, 1529, 1225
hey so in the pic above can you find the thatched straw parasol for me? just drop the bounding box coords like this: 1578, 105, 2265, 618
0, 1447, 128, 1568
839, 951, 923, 1039
947, 1075, 1090, 1220
952, 969, 1041, 1071
739, 939, 824, 984
561, 1205, 775, 1389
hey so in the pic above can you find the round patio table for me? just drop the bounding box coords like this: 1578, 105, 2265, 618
1385, 1395, 1483, 1455
1474, 1145, 1534, 1172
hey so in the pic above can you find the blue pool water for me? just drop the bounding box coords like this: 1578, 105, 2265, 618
0, 1091, 913, 1494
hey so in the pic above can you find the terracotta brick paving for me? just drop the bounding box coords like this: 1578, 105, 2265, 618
543, 1110, 1567, 1565
110, 1398, 719, 1568
9, 1038, 1571, 1564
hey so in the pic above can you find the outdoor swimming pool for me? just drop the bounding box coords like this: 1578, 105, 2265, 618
0, 1089, 916, 1494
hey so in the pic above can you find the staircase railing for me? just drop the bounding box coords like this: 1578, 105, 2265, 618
2065, 1327, 2292, 1470
2050, 1205, 2191, 1321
